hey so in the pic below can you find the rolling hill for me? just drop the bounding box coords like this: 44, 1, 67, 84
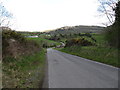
46, 25, 105, 35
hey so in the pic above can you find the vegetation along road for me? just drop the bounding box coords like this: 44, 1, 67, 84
47, 48, 118, 88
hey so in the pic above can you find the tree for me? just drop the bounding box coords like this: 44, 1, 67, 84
98, 0, 118, 26
104, 1, 120, 48
114, 1, 120, 25
0, 2, 13, 27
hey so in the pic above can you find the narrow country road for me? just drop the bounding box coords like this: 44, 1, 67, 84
47, 48, 118, 88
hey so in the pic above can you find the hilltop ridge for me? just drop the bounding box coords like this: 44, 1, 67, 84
46, 25, 105, 35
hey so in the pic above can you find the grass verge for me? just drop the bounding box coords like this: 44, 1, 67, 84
2, 48, 46, 88
57, 33, 119, 67
57, 46, 119, 67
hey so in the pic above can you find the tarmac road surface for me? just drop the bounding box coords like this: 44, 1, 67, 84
47, 48, 118, 88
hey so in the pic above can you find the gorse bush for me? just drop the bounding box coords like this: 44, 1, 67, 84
65, 38, 95, 47
2, 28, 42, 60
2, 29, 26, 56
2, 29, 26, 42
84, 33, 92, 37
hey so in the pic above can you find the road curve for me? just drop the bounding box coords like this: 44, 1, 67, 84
47, 48, 118, 88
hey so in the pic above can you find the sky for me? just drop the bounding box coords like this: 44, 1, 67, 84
1, 0, 108, 32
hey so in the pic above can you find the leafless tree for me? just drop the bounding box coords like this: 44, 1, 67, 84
98, 0, 119, 26
0, 2, 13, 27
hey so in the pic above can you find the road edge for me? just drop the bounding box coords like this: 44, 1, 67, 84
42, 52, 49, 88
54, 49, 119, 69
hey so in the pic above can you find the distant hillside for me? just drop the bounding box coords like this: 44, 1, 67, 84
46, 25, 105, 35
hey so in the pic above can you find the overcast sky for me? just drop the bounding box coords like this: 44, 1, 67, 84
2, 0, 108, 32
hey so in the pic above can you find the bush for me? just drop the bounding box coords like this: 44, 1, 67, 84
2, 28, 42, 60
105, 25, 119, 48
84, 33, 92, 37
65, 38, 95, 47
2, 29, 26, 42
2, 29, 26, 55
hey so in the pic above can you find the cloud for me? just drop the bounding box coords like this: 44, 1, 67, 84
3, 0, 106, 31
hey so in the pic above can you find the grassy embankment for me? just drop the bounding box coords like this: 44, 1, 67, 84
3, 49, 46, 88
57, 34, 119, 67
2, 30, 48, 88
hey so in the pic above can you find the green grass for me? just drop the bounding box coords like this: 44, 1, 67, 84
92, 33, 106, 46
16, 49, 46, 71
3, 48, 46, 88
59, 46, 118, 67
57, 34, 119, 67
27, 37, 61, 47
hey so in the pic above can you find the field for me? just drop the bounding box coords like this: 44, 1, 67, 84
57, 33, 119, 67
27, 37, 61, 47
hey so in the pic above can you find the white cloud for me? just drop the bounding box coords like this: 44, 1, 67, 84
3, 0, 107, 31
